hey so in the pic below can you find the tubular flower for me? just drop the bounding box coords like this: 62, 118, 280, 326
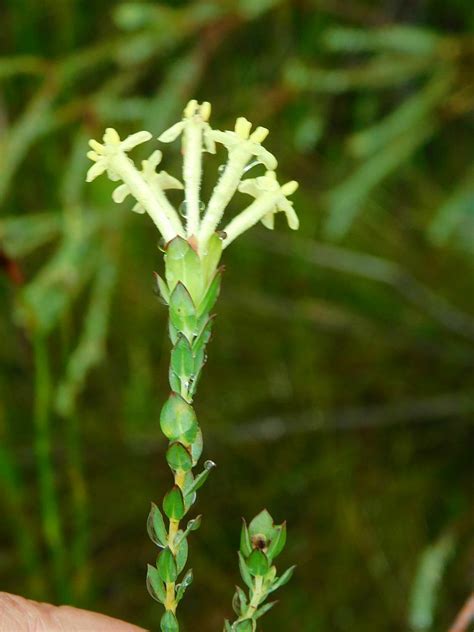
111, 150, 183, 234
159, 100, 214, 238
86, 128, 152, 182
86, 100, 299, 251
197, 118, 278, 248
223, 171, 299, 246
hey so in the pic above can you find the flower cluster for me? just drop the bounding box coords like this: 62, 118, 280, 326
86, 100, 299, 252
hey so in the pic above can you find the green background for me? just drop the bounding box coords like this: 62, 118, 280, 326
0, 1, 473, 630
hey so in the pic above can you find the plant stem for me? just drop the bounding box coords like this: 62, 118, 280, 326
65, 411, 90, 605
0, 443, 45, 598
33, 335, 70, 602
244, 576, 264, 619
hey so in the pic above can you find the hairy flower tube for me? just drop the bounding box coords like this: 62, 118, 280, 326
86, 100, 297, 632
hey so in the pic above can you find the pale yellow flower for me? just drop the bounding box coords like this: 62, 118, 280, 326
86, 128, 152, 182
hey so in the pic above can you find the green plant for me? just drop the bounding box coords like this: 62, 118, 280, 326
86, 100, 297, 631
225, 510, 295, 631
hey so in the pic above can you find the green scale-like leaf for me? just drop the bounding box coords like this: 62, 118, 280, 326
255, 601, 277, 619
147, 503, 168, 547
155, 272, 170, 305
197, 269, 221, 317
147, 564, 166, 604
169, 282, 197, 336
176, 569, 193, 603
160, 392, 198, 443
269, 565, 296, 593
166, 442, 193, 472
234, 620, 253, 632
238, 552, 253, 589
165, 236, 204, 305
248, 510, 276, 541
175, 534, 188, 574
184, 460, 216, 495
157, 547, 177, 583
171, 334, 194, 381
267, 522, 287, 560
240, 520, 252, 557
200, 233, 222, 289
190, 427, 203, 465
161, 610, 179, 632
246, 549, 269, 576
163, 485, 185, 520
175, 515, 201, 548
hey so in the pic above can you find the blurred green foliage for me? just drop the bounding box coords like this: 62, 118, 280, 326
0, 1, 473, 630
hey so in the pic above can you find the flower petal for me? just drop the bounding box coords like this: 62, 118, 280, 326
132, 202, 146, 214
103, 128, 121, 145
261, 213, 275, 230
207, 130, 238, 149
281, 180, 298, 196
238, 179, 261, 197
278, 198, 299, 229
253, 145, 277, 170
120, 131, 152, 151
256, 173, 279, 191
158, 121, 185, 143
235, 117, 252, 139
86, 161, 107, 182
147, 150, 163, 169
88, 139, 104, 153
203, 127, 216, 154
107, 170, 121, 182
112, 183, 130, 203
155, 171, 183, 190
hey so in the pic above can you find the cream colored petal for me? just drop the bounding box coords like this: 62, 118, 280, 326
250, 126, 269, 143
86, 150, 100, 161
207, 129, 237, 148
203, 127, 216, 154
103, 128, 121, 145
88, 139, 104, 153
253, 145, 277, 170
256, 174, 279, 191
235, 117, 252, 139
281, 180, 298, 195
200, 101, 211, 121
132, 202, 146, 214
278, 198, 299, 229
86, 161, 107, 182
156, 171, 184, 190
107, 170, 121, 182
238, 179, 261, 197
120, 130, 152, 151
147, 150, 163, 169
112, 183, 130, 203
261, 212, 275, 229
158, 121, 185, 143
184, 99, 198, 118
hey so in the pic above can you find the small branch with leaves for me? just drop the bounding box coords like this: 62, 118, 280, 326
225, 510, 295, 632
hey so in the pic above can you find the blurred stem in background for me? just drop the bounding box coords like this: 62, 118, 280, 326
33, 334, 70, 602
0, 443, 44, 599
65, 411, 90, 605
